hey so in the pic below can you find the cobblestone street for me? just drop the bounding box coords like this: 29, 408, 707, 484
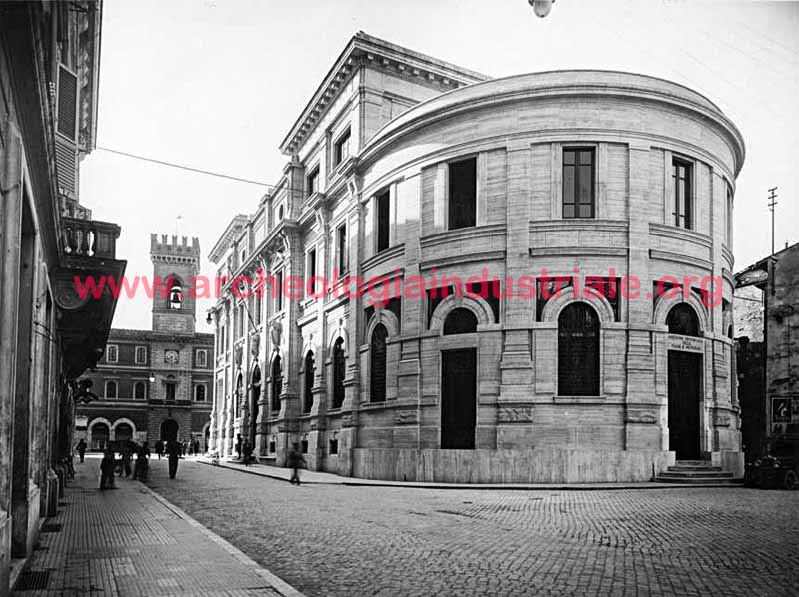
148, 459, 799, 596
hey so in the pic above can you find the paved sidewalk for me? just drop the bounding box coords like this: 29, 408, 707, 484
200, 457, 740, 490
12, 457, 303, 596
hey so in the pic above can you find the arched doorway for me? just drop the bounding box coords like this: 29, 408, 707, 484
90, 422, 109, 451
249, 365, 261, 448
666, 303, 702, 460
160, 419, 179, 443
370, 324, 388, 403
440, 308, 477, 449
271, 356, 283, 413
114, 422, 133, 443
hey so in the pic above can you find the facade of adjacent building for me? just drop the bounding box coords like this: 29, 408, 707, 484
735, 242, 799, 455
208, 32, 745, 484
77, 235, 214, 451
0, 1, 126, 590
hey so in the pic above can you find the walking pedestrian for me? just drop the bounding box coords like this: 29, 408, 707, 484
167, 439, 181, 479
99, 447, 116, 489
133, 443, 150, 482
194, 439, 200, 455
76, 439, 87, 463
121, 446, 133, 477
287, 442, 306, 485
155, 440, 164, 460
242, 440, 253, 466
235, 434, 243, 461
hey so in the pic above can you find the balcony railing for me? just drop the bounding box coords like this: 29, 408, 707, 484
62, 217, 120, 259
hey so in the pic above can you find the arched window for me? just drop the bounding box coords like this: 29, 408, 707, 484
134, 381, 146, 400
667, 303, 700, 337
271, 356, 282, 412
370, 324, 388, 402
443, 307, 478, 335
105, 381, 117, 399
115, 422, 133, 442
168, 278, 183, 310
332, 337, 345, 409
303, 351, 314, 414
558, 302, 600, 396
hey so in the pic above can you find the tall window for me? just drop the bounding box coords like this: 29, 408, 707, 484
332, 337, 345, 409
135, 346, 147, 364
235, 374, 242, 417
196, 349, 207, 368
672, 158, 693, 229
337, 224, 348, 273
307, 166, 319, 197
726, 184, 733, 247
165, 382, 176, 401
303, 351, 315, 414
105, 381, 117, 399
106, 344, 118, 363
370, 324, 388, 403
134, 381, 146, 400
558, 302, 600, 396
376, 189, 391, 252
334, 127, 351, 167
448, 157, 477, 230
271, 356, 282, 412
275, 269, 284, 311
195, 385, 206, 402
562, 148, 595, 219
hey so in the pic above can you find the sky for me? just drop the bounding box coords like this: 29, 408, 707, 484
80, 0, 799, 332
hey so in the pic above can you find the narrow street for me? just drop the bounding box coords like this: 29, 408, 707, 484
147, 459, 799, 596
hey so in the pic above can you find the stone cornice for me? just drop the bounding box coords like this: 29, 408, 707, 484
209, 214, 249, 263
279, 31, 487, 156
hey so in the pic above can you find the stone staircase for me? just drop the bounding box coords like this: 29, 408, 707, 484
656, 460, 740, 485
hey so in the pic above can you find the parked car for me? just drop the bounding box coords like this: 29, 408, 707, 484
745, 438, 798, 490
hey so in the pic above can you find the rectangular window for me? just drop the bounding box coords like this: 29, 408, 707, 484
195, 385, 206, 401
106, 344, 118, 363
448, 157, 477, 230
307, 248, 316, 280
726, 184, 733, 246
329, 438, 339, 455
672, 158, 693, 229
376, 189, 391, 252
135, 346, 147, 364
337, 224, 348, 273
255, 290, 262, 325
334, 127, 351, 167
307, 166, 319, 197
562, 148, 595, 219
276, 269, 284, 311
196, 349, 207, 368
165, 382, 176, 401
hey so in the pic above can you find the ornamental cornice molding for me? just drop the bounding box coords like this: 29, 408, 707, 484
279, 32, 486, 156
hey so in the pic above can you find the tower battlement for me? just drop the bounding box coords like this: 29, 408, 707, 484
150, 233, 201, 257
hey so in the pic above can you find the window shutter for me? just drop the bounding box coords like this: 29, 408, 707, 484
57, 64, 78, 141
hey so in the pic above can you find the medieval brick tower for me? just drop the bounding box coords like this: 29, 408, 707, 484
150, 234, 200, 334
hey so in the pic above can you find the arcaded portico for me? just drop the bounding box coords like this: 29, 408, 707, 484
209, 33, 744, 482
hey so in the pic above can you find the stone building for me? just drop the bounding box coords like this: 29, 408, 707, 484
208, 32, 744, 483
76, 235, 214, 451
735, 242, 799, 455
0, 1, 126, 589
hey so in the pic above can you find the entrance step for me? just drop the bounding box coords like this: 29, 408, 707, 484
656, 460, 740, 484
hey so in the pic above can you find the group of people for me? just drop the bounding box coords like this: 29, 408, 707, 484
97, 441, 152, 489
153, 438, 202, 459
233, 434, 306, 485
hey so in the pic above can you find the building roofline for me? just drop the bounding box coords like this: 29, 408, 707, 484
209, 214, 249, 263
279, 31, 488, 155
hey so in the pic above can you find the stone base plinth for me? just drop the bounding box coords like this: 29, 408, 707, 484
351, 448, 675, 483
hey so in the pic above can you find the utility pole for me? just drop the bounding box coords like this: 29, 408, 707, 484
768, 187, 778, 256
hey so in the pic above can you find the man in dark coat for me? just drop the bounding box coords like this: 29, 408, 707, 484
76, 439, 87, 463
99, 447, 116, 489
287, 442, 306, 485
166, 439, 181, 479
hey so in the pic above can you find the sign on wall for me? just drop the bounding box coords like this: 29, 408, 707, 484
666, 334, 704, 353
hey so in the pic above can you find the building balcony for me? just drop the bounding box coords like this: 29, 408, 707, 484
53, 217, 127, 378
